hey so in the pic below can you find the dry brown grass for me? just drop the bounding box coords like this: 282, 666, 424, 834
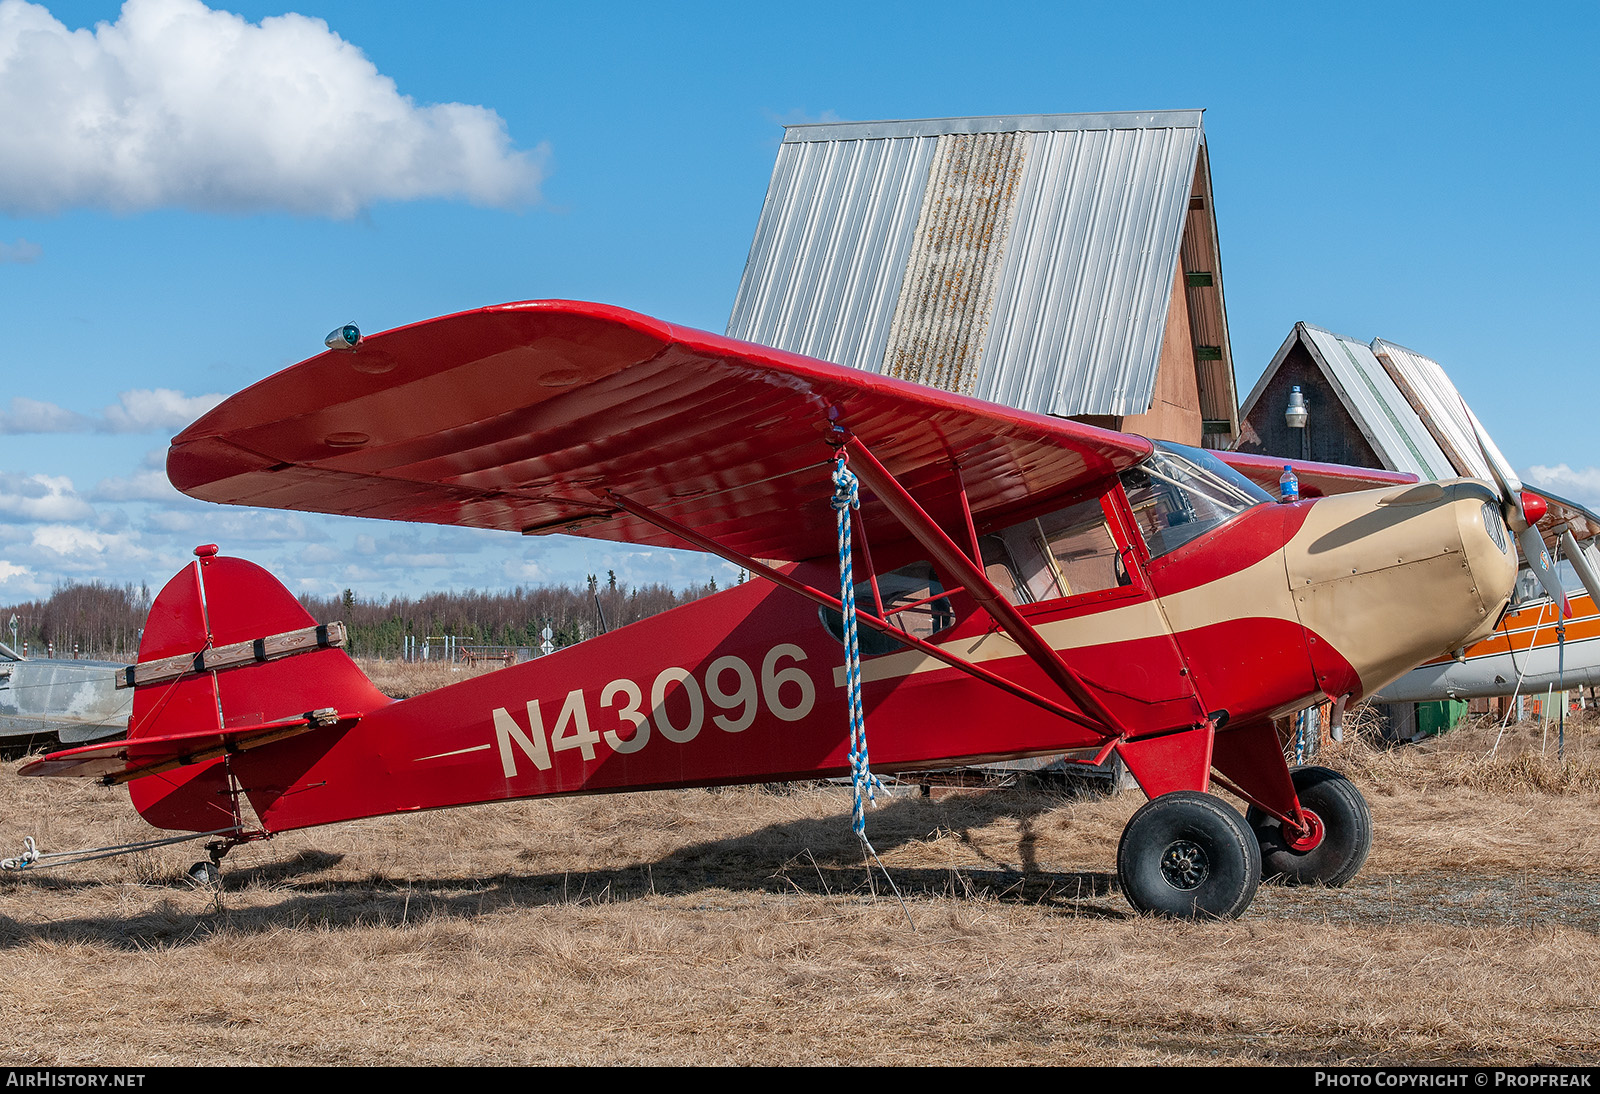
2, 672, 1597, 1066
352, 657, 510, 699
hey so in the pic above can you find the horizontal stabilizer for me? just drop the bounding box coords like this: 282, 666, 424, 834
20, 708, 357, 783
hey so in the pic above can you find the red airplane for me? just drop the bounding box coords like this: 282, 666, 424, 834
21, 301, 1527, 918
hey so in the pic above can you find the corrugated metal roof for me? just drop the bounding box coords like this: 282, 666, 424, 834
727, 110, 1225, 421
1239, 323, 1454, 480
1371, 339, 1492, 480
727, 135, 936, 366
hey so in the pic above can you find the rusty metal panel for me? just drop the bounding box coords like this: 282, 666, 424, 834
881, 131, 1029, 395
729, 111, 1225, 424
973, 123, 1201, 417
726, 134, 936, 371
1371, 339, 1493, 480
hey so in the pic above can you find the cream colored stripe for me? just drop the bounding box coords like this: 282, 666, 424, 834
415, 743, 493, 762
832, 551, 1297, 688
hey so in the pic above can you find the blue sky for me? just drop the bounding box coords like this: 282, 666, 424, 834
2, 0, 1596, 602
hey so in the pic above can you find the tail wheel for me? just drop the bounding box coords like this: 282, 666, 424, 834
186, 861, 222, 887
1248, 766, 1371, 887
1116, 791, 1261, 919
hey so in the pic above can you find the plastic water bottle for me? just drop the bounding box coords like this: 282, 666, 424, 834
1279, 464, 1300, 503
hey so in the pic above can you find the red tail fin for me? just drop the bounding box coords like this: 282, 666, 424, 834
127, 546, 389, 832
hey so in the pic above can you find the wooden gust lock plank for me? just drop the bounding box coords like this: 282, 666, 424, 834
117, 622, 348, 689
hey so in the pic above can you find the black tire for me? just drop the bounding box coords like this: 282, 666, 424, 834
1116, 791, 1261, 919
187, 861, 221, 887
1248, 766, 1371, 887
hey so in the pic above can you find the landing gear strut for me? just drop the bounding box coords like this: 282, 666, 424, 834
1116, 791, 1262, 919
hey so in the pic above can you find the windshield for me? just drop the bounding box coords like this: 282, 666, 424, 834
1120, 442, 1272, 559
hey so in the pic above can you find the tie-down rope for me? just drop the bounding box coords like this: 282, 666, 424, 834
831, 452, 912, 926
1, 827, 242, 871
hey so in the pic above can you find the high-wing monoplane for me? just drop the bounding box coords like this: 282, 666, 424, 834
20, 301, 1529, 918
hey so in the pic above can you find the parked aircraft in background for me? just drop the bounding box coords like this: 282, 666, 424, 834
0, 641, 131, 746
1378, 544, 1600, 705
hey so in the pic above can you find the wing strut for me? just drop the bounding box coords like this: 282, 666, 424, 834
602, 427, 1152, 742
600, 489, 1106, 732
842, 434, 1133, 738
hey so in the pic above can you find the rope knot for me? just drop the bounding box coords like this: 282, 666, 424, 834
831, 458, 859, 513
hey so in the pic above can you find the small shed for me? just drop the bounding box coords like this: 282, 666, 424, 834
727, 110, 1239, 447
1236, 323, 1481, 479
1236, 321, 1600, 539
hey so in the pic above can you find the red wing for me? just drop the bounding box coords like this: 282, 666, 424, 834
168, 301, 1152, 562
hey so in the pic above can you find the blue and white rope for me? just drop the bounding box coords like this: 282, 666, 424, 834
832, 453, 883, 844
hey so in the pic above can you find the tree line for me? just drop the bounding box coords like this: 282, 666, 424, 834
1, 570, 727, 661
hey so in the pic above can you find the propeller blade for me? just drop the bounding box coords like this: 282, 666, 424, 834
1461, 401, 1526, 526
1518, 524, 1571, 618
1455, 395, 1562, 615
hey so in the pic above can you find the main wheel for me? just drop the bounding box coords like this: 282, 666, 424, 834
1116, 791, 1261, 919
1248, 766, 1371, 887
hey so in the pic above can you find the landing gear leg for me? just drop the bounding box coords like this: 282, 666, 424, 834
1116, 791, 1262, 919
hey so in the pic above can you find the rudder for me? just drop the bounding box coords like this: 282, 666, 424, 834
127, 545, 390, 832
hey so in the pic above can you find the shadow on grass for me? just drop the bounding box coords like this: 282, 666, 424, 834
0, 788, 1129, 949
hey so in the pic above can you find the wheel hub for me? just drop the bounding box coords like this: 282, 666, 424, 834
1284, 807, 1325, 853
1160, 839, 1211, 890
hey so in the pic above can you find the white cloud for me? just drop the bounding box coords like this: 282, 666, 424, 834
100, 388, 222, 432
502, 558, 546, 583
90, 468, 177, 501
31, 523, 112, 556
382, 551, 451, 570
0, 388, 221, 434
1525, 464, 1600, 510
0, 473, 94, 522
0, 396, 92, 433
0, 559, 47, 598
0, 0, 545, 217
24, 524, 155, 577
209, 509, 322, 543
0, 237, 40, 262
145, 509, 197, 532
298, 543, 342, 564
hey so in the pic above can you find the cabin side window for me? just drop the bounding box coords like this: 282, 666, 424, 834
819, 560, 955, 655
987, 496, 1128, 604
